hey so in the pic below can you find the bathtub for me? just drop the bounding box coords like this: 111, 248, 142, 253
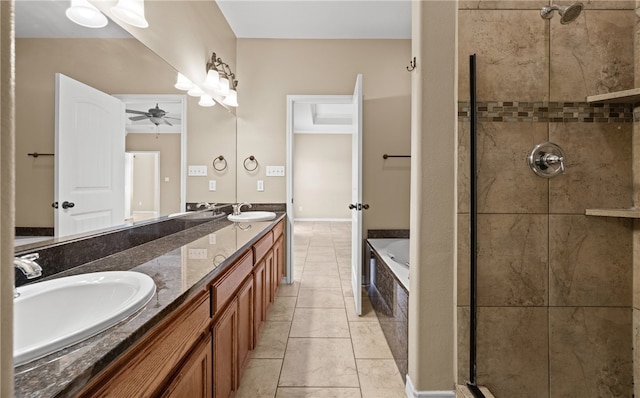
367, 238, 410, 291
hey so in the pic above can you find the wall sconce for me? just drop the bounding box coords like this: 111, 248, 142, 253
173, 52, 239, 108
66, 0, 108, 28
110, 0, 149, 28
205, 52, 239, 107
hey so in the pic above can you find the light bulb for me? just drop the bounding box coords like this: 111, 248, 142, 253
222, 89, 238, 107
204, 70, 220, 90
187, 86, 204, 97
216, 77, 230, 96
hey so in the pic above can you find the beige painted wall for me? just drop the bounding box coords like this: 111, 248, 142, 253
1, 1, 14, 395
293, 134, 351, 220
236, 39, 411, 232
126, 134, 181, 215
131, 152, 156, 213
15, 38, 236, 227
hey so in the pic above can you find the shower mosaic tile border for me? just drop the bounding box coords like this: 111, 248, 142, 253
458, 101, 634, 123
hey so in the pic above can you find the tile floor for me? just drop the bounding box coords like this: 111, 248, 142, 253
236, 221, 406, 398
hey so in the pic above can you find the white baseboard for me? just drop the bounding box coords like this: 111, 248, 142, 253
405, 375, 455, 398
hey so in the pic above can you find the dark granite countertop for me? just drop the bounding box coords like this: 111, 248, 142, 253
14, 212, 285, 398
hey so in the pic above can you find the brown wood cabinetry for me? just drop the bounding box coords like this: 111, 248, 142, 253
162, 335, 212, 398
78, 218, 286, 398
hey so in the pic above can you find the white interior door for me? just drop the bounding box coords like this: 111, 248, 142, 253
55, 73, 125, 237
350, 74, 364, 316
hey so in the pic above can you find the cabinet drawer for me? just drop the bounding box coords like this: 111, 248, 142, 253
253, 231, 273, 263
273, 219, 284, 239
79, 291, 211, 397
212, 250, 254, 315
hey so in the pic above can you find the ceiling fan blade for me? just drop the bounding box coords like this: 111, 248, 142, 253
126, 109, 148, 115
161, 118, 173, 126
164, 117, 181, 121
129, 115, 150, 121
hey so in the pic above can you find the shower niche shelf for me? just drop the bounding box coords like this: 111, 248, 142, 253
586, 88, 640, 104
585, 208, 640, 218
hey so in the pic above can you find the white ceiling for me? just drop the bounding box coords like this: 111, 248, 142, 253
15, 0, 411, 40
215, 0, 411, 39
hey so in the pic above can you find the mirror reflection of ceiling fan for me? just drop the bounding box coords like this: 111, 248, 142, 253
125, 104, 181, 126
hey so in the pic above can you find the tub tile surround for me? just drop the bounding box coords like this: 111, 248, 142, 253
457, 2, 635, 397
13, 212, 286, 398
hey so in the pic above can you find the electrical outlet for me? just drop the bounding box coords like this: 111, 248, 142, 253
266, 166, 285, 177
257, 180, 264, 191
209, 180, 216, 191
188, 248, 208, 259
188, 165, 207, 176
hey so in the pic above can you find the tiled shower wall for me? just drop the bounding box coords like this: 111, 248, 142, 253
456, 2, 636, 397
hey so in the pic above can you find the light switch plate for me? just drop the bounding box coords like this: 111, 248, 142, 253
188, 248, 208, 259
266, 166, 285, 177
188, 165, 207, 176
257, 180, 264, 191
209, 180, 216, 191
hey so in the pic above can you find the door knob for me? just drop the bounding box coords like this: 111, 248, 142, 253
61, 201, 75, 209
349, 204, 357, 210
362, 204, 369, 210
52, 202, 58, 209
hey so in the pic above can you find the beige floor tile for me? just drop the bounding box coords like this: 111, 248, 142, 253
276, 387, 361, 397
297, 288, 345, 308
345, 296, 378, 322
356, 359, 405, 398
253, 321, 291, 358
267, 296, 297, 321
350, 321, 394, 359
277, 280, 301, 297
235, 358, 283, 398
279, 338, 359, 387
290, 308, 350, 338
301, 273, 342, 289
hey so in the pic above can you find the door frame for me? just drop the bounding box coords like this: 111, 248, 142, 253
285, 94, 354, 285
125, 151, 161, 221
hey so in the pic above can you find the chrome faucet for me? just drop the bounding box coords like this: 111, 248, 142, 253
232, 202, 252, 216
14, 253, 42, 298
196, 202, 216, 210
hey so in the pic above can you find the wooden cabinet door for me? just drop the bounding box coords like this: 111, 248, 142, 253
274, 235, 284, 290
265, 250, 275, 308
213, 299, 237, 398
237, 277, 253, 382
161, 335, 212, 398
253, 258, 266, 345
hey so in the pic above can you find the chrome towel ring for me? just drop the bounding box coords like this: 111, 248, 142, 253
243, 155, 258, 171
213, 155, 227, 171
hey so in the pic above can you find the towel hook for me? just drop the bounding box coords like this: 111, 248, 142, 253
213, 155, 227, 171
243, 155, 259, 172
407, 57, 417, 72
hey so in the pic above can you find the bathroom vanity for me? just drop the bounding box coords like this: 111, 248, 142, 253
14, 210, 286, 398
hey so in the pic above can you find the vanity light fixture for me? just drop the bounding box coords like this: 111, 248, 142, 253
198, 94, 216, 107
66, 0, 108, 28
174, 73, 193, 91
111, 0, 149, 28
187, 85, 205, 97
206, 52, 239, 107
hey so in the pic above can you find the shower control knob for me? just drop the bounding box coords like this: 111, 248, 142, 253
528, 142, 566, 178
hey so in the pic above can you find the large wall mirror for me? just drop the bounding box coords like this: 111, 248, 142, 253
14, 1, 237, 249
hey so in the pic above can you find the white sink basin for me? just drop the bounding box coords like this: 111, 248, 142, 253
14, 271, 156, 366
228, 211, 276, 222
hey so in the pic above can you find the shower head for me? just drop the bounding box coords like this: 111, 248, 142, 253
541, 2, 583, 24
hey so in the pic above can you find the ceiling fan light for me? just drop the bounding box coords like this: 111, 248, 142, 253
111, 0, 149, 28
66, 0, 108, 28
174, 73, 193, 91
222, 89, 238, 107
215, 77, 230, 96
187, 85, 204, 97
199, 94, 216, 107
204, 70, 221, 90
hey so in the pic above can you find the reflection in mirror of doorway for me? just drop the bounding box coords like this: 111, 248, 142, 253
125, 152, 160, 223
